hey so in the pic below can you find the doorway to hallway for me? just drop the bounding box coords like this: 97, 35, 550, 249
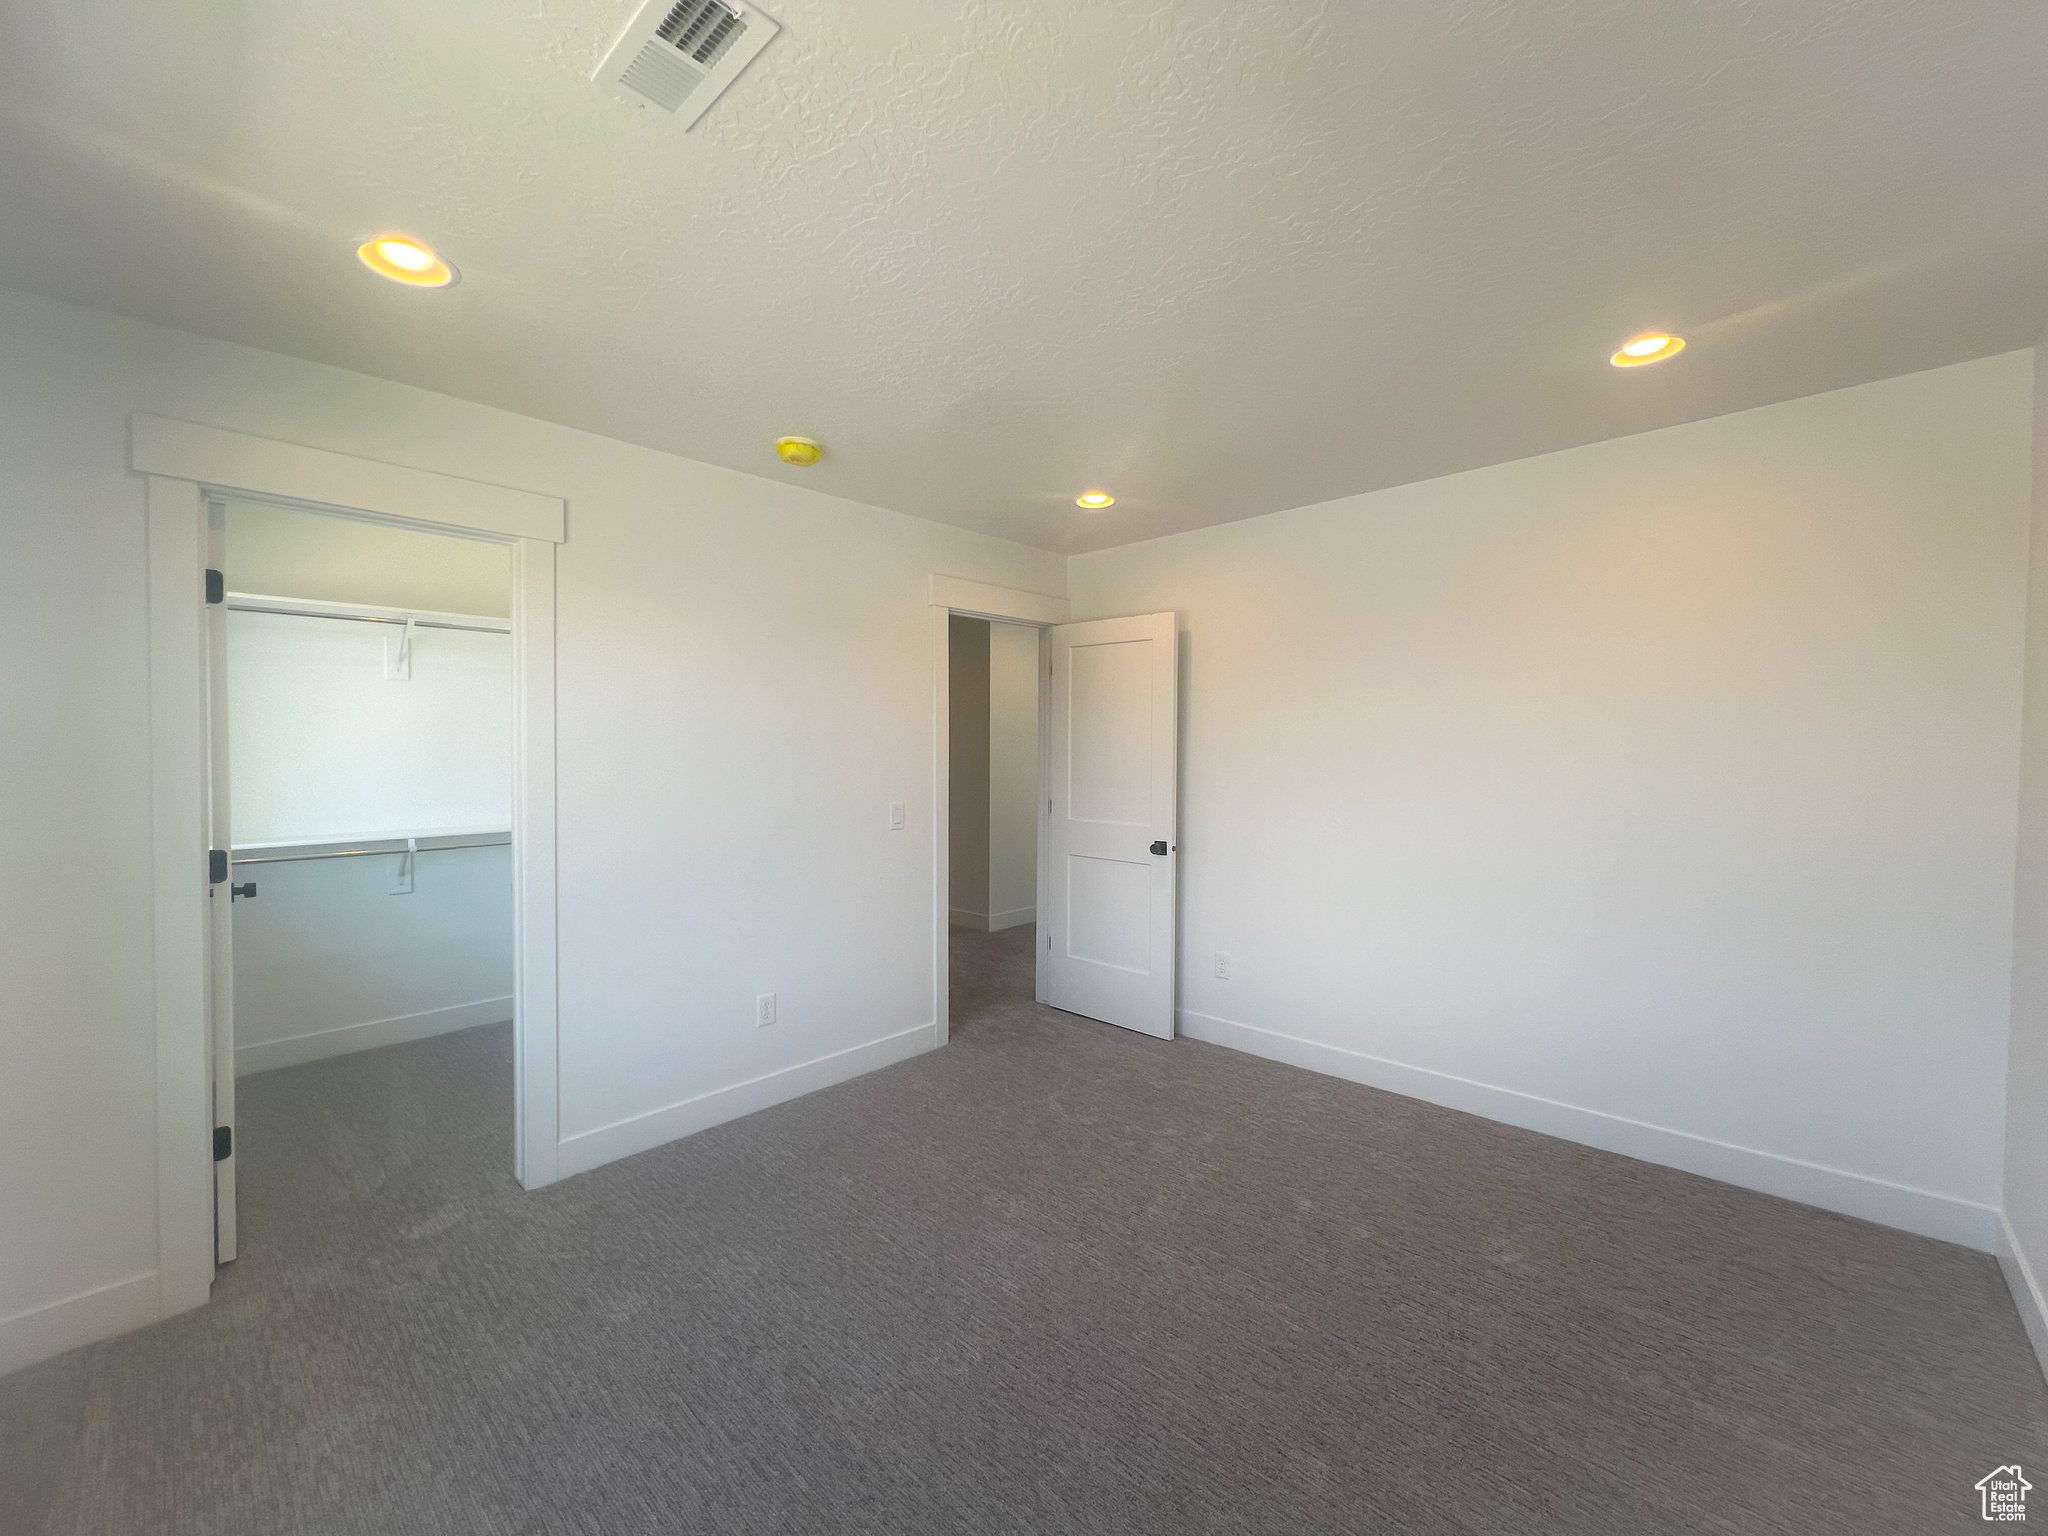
936, 601, 1182, 1042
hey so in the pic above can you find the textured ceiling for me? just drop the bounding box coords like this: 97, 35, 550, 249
1, 1, 2044, 553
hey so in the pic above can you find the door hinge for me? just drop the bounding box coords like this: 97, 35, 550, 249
205, 569, 224, 605
213, 1125, 232, 1161
209, 849, 229, 884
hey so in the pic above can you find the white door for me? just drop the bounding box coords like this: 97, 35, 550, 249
204, 507, 238, 1263
1042, 613, 1179, 1038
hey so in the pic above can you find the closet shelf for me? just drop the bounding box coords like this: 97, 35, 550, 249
226, 591, 510, 635
230, 831, 510, 866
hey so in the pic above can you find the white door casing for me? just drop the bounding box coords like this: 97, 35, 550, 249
927, 575, 1072, 1045
1042, 613, 1179, 1038
140, 417, 565, 1329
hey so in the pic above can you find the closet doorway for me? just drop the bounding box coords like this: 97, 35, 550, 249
205, 498, 515, 1261
139, 414, 562, 1318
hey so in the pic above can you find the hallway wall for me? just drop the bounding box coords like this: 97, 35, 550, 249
949, 616, 991, 927
948, 617, 1040, 932
987, 622, 1041, 932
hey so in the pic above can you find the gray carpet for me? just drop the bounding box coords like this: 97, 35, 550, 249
4, 925, 2043, 1534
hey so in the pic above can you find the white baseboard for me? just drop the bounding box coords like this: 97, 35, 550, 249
988, 905, 1036, 932
1998, 1214, 2048, 1385
0, 1270, 159, 1379
237, 996, 513, 1076
949, 908, 990, 931
557, 1021, 938, 1179
1179, 1009, 1999, 1252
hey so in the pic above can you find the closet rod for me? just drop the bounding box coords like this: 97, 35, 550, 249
224, 596, 509, 635
231, 833, 510, 866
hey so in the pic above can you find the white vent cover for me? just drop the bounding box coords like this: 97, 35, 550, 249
594, 0, 780, 129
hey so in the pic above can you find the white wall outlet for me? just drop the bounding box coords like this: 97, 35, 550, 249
888, 802, 905, 830
1214, 951, 1231, 980
756, 992, 776, 1028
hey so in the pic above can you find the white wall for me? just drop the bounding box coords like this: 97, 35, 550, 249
1071, 352, 2034, 1250
226, 499, 511, 617
230, 610, 510, 844
0, 283, 1063, 1372
227, 586, 514, 1074
987, 621, 1040, 931
233, 845, 512, 1075
2003, 332, 2048, 1374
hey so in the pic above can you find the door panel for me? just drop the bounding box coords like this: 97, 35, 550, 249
1068, 640, 1152, 825
1067, 855, 1151, 971
204, 508, 236, 1264
1043, 613, 1178, 1038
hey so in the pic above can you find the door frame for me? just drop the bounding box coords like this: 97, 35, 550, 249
139, 416, 566, 1320
928, 576, 1069, 1044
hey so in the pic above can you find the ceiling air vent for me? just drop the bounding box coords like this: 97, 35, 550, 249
595, 0, 780, 129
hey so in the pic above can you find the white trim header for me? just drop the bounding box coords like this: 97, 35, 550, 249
131, 416, 566, 544
928, 574, 1069, 626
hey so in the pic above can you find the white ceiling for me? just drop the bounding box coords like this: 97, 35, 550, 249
1, 1, 2044, 554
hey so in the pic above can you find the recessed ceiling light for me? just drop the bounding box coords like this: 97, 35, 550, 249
357, 237, 457, 287
775, 436, 823, 466
1076, 491, 1115, 509
1611, 333, 1685, 367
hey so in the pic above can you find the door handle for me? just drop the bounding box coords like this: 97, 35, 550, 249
231, 882, 257, 899
1150, 841, 1169, 856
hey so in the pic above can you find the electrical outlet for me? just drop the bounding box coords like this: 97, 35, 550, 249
756, 992, 776, 1028
888, 802, 905, 830
1214, 951, 1231, 980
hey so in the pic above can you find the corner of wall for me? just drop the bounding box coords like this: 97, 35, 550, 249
1998, 327, 2048, 1384
1999, 1215, 2048, 1386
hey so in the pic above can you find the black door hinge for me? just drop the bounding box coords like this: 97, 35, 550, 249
205, 569, 224, 605
213, 1125, 232, 1162
209, 849, 228, 884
